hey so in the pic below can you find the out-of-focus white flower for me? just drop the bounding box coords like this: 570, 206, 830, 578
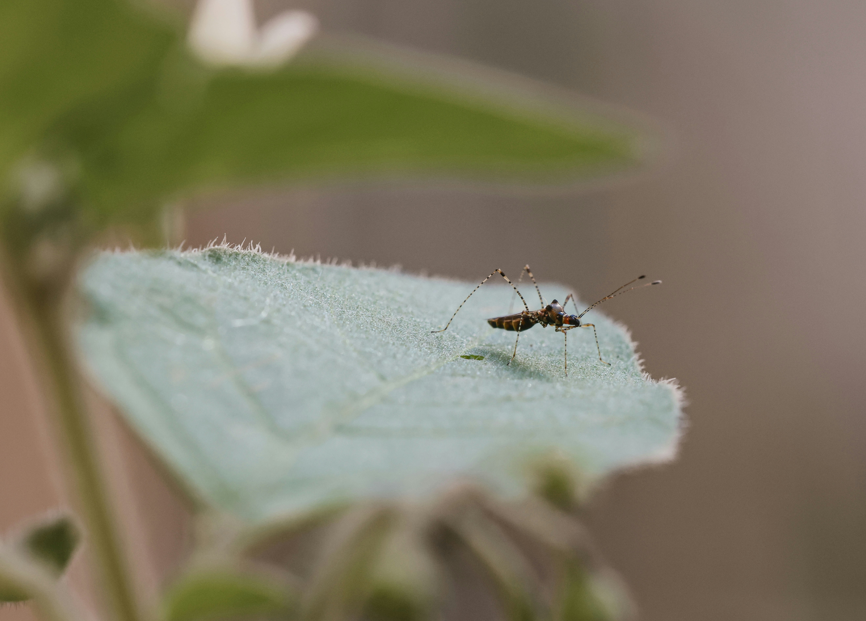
188, 0, 318, 68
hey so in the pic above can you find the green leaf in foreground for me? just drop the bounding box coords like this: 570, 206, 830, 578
0, 513, 81, 604
16, 514, 80, 577
162, 566, 296, 621
77, 247, 682, 522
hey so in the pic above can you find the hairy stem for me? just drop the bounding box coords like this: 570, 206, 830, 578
27, 298, 144, 621
0, 226, 143, 621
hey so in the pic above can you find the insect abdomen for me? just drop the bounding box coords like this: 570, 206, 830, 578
487, 314, 537, 331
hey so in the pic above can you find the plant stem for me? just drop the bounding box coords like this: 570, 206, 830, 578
26, 297, 144, 621
1, 175, 143, 621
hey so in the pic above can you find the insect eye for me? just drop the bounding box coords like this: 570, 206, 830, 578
545, 305, 553, 312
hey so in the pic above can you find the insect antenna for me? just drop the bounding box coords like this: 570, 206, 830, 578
578, 275, 661, 318
432, 269, 529, 333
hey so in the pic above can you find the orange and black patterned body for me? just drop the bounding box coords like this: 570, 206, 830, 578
487, 313, 540, 332
487, 300, 582, 333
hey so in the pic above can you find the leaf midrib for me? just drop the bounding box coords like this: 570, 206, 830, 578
277, 329, 495, 469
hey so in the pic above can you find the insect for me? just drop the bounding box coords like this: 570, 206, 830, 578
432, 265, 661, 376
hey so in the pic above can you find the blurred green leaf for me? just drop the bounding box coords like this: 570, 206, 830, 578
0, 513, 81, 604
77, 247, 682, 522
0, 0, 178, 181
1, 0, 642, 231
557, 562, 631, 621
448, 509, 540, 621
71, 59, 641, 222
16, 514, 80, 577
302, 505, 394, 620
362, 516, 440, 621
162, 565, 296, 621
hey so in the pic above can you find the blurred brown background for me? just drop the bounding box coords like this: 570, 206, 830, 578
3, 1, 865, 620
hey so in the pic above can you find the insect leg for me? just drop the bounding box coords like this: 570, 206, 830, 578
508, 269, 525, 314
581, 323, 610, 366
432, 269, 529, 333
508, 315, 527, 365
563, 329, 568, 376
555, 326, 570, 376
558, 323, 609, 369
562, 293, 578, 314
509, 265, 544, 313
523, 265, 544, 308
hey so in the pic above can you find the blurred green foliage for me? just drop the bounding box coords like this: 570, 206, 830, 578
0, 513, 80, 604
161, 565, 297, 621
16, 514, 80, 578
1, 0, 640, 233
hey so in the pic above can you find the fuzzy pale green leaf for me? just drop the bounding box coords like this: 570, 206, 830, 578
77, 248, 681, 522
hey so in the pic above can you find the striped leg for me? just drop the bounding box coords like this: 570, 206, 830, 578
581, 323, 609, 366
509, 265, 544, 313
556, 326, 570, 376
508, 316, 529, 365
432, 269, 529, 333
558, 323, 610, 373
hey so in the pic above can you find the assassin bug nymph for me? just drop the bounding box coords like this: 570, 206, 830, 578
432, 266, 661, 376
